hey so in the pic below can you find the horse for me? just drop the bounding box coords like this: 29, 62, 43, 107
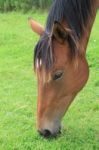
29, 0, 98, 138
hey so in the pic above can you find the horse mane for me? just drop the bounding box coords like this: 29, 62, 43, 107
34, 0, 95, 70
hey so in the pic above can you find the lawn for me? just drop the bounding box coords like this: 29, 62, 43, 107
0, 11, 99, 150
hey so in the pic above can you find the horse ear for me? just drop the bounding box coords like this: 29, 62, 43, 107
28, 17, 45, 36
52, 21, 71, 44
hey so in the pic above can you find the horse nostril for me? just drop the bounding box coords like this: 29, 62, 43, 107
43, 129, 51, 137
38, 129, 51, 138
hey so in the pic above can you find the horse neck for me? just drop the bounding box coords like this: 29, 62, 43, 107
80, 1, 98, 54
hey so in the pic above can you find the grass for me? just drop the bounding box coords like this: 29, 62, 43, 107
0, 11, 99, 150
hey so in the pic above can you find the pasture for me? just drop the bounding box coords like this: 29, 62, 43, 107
0, 11, 99, 150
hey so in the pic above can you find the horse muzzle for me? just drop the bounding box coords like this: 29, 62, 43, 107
38, 128, 61, 138
38, 125, 61, 138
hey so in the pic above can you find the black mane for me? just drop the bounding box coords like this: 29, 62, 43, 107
34, 0, 94, 70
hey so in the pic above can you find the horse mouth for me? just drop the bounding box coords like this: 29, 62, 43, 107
38, 127, 61, 138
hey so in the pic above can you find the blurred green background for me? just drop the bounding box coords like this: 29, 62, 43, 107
0, 0, 52, 12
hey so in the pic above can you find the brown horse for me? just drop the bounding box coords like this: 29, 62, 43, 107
29, 0, 98, 138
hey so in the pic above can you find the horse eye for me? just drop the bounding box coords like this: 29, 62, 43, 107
53, 71, 64, 81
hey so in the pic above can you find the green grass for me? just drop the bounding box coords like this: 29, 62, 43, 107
0, 11, 99, 150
